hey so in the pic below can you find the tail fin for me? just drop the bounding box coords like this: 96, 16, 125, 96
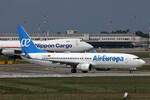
17, 26, 48, 53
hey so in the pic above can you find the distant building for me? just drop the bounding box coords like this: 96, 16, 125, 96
0, 32, 148, 48
66, 30, 77, 34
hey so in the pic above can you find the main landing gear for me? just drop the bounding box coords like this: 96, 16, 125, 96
71, 68, 88, 73
129, 68, 136, 73
71, 68, 77, 73
82, 71, 88, 73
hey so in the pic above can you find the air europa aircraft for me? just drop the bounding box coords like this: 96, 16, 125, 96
18, 26, 145, 73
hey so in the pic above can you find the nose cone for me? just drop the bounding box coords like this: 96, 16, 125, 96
79, 42, 93, 51
133, 59, 145, 68
137, 59, 145, 67
84, 42, 93, 49
140, 59, 146, 65
85, 43, 93, 51
88, 44, 94, 49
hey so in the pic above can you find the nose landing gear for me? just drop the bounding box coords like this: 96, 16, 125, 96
129, 68, 136, 73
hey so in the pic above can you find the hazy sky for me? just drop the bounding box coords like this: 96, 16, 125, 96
0, 0, 150, 33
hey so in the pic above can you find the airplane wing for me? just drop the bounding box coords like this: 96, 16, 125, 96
49, 60, 78, 65
21, 55, 79, 66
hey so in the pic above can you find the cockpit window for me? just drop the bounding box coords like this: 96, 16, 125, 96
133, 58, 140, 59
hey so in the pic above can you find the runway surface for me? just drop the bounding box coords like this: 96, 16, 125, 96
0, 64, 150, 78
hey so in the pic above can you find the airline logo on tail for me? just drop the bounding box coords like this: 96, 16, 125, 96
17, 26, 49, 53
21, 39, 31, 47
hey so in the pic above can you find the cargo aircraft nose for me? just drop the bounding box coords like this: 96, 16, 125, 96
88, 44, 93, 49
85, 43, 93, 50
80, 42, 93, 51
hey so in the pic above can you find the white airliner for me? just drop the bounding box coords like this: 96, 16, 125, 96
0, 39, 93, 56
17, 26, 145, 73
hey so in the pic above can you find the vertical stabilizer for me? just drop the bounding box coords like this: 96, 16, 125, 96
17, 26, 48, 53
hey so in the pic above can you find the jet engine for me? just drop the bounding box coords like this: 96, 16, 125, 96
1, 49, 22, 55
76, 63, 91, 73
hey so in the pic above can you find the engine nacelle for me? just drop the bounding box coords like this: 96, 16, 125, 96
1, 49, 21, 55
76, 64, 91, 71
2, 49, 15, 55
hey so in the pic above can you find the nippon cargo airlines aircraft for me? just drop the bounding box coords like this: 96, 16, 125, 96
0, 39, 93, 56
17, 26, 145, 73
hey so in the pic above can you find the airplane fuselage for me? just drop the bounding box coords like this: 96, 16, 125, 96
28, 53, 145, 69
17, 26, 145, 73
0, 39, 93, 55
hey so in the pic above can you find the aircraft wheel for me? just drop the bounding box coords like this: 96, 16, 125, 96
82, 71, 88, 73
129, 70, 133, 73
129, 68, 136, 73
71, 68, 77, 73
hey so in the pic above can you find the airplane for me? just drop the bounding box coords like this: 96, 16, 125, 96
17, 26, 145, 73
0, 39, 93, 56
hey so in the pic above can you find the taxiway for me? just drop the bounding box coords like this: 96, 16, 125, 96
0, 64, 150, 78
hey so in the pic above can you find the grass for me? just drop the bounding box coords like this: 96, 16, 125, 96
0, 77, 150, 100
138, 65, 150, 71
0, 52, 150, 99
14, 60, 30, 64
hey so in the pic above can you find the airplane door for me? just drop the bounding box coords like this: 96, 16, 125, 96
75, 40, 79, 47
125, 58, 128, 64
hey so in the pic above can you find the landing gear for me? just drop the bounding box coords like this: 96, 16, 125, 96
129, 68, 136, 73
0, 49, 2, 55
82, 71, 88, 73
129, 70, 133, 73
71, 68, 77, 73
